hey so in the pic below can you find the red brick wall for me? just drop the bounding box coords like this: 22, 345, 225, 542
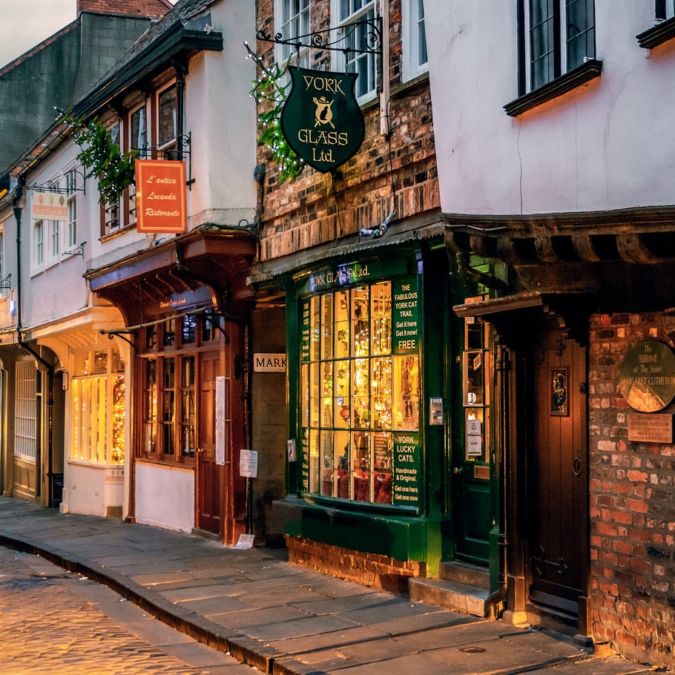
78, 0, 171, 19
255, 0, 439, 261
286, 536, 426, 593
589, 312, 675, 668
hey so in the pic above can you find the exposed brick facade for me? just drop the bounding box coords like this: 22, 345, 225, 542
286, 536, 426, 593
78, 0, 172, 20
256, 0, 439, 261
588, 312, 675, 668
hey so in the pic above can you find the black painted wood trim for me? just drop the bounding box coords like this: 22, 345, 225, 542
637, 16, 675, 49
504, 59, 602, 117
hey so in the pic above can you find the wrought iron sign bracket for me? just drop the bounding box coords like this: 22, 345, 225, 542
136, 132, 194, 190
0, 273, 11, 290
203, 311, 228, 338
27, 166, 87, 195
100, 329, 136, 351
256, 16, 383, 59
63, 241, 86, 258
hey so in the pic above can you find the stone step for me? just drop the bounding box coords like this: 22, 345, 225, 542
409, 577, 489, 617
439, 560, 490, 589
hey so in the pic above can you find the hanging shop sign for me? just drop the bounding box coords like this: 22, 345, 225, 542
619, 339, 675, 413
393, 432, 420, 508
281, 66, 366, 173
135, 159, 187, 234
32, 191, 68, 221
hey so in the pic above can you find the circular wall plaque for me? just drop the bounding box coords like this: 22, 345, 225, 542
619, 339, 675, 413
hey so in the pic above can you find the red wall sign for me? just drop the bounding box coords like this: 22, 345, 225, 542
135, 159, 187, 234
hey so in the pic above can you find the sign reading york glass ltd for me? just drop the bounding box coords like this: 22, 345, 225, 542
135, 159, 187, 234
281, 66, 365, 172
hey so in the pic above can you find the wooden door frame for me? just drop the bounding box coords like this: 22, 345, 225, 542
505, 316, 592, 635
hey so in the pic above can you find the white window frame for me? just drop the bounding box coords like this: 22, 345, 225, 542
402, 0, 428, 82
331, 0, 378, 105
275, 0, 312, 70
14, 360, 37, 463
521, 0, 596, 94
65, 169, 77, 250
48, 219, 60, 261
33, 219, 44, 269
128, 102, 148, 226
156, 81, 178, 158
101, 120, 123, 235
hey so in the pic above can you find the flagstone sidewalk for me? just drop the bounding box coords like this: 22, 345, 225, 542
0, 497, 653, 674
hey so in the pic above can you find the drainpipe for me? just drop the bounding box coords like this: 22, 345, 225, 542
174, 61, 186, 161
13, 198, 55, 506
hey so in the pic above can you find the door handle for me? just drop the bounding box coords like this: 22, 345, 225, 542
453, 467, 463, 475
197, 448, 204, 455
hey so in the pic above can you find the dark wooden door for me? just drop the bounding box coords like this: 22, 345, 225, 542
197, 351, 222, 534
529, 325, 588, 618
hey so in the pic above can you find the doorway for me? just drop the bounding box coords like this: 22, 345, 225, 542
528, 323, 588, 622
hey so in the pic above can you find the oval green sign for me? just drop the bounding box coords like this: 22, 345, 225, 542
619, 339, 675, 413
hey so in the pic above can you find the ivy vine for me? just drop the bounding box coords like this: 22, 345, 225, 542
63, 113, 137, 204
246, 47, 305, 184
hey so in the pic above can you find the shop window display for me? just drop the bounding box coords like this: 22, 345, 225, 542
71, 347, 126, 465
301, 280, 420, 505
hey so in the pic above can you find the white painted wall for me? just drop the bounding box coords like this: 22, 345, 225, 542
135, 461, 195, 532
66, 462, 123, 517
424, 0, 675, 215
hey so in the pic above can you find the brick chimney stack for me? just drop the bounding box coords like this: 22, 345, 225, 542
77, 0, 173, 20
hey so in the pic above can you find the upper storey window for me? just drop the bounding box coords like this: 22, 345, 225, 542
402, 0, 428, 82
334, 0, 377, 103
130, 104, 148, 157
526, 0, 595, 91
158, 84, 178, 158
276, 0, 311, 68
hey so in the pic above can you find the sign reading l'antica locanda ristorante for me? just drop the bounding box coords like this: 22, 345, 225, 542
281, 66, 366, 172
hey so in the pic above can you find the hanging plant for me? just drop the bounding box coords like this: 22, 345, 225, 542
63, 112, 137, 204
246, 46, 305, 184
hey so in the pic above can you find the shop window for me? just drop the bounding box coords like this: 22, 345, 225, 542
14, 361, 37, 462
300, 279, 420, 505
402, 0, 428, 82
138, 312, 221, 463
71, 347, 125, 465
334, 0, 378, 103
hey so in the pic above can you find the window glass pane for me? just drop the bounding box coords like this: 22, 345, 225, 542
352, 430, 370, 501
321, 294, 333, 359
373, 432, 393, 504
371, 282, 391, 355
181, 356, 195, 457
334, 360, 350, 427
334, 290, 350, 358
181, 314, 196, 344
371, 357, 392, 429
335, 430, 351, 498
131, 106, 147, 154
417, 0, 428, 66
309, 429, 319, 493
162, 358, 175, 456
310, 295, 320, 361
351, 287, 369, 356
158, 86, 177, 147
352, 358, 369, 428
301, 363, 309, 427
111, 375, 125, 464
321, 361, 333, 426
320, 430, 334, 497
144, 360, 157, 454
310, 362, 320, 426
393, 355, 419, 430
163, 319, 175, 346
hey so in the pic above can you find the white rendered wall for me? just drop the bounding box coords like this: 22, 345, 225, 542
424, 0, 675, 215
135, 461, 195, 532
66, 462, 123, 517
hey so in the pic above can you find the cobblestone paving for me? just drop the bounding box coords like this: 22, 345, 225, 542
0, 547, 253, 675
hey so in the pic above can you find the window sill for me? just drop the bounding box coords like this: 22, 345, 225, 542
100, 224, 136, 243
637, 16, 675, 49
504, 59, 603, 117
391, 71, 430, 100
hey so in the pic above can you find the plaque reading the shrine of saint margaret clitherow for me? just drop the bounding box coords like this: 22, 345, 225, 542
619, 339, 675, 413
281, 66, 365, 173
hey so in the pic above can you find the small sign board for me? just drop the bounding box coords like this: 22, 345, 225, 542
393, 433, 420, 508
253, 353, 287, 372
32, 192, 68, 222
627, 413, 673, 444
466, 435, 483, 457
239, 449, 258, 478
231, 533, 255, 550
135, 159, 187, 234
215, 376, 226, 465
466, 419, 482, 436
429, 397, 444, 425
393, 277, 419, 354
